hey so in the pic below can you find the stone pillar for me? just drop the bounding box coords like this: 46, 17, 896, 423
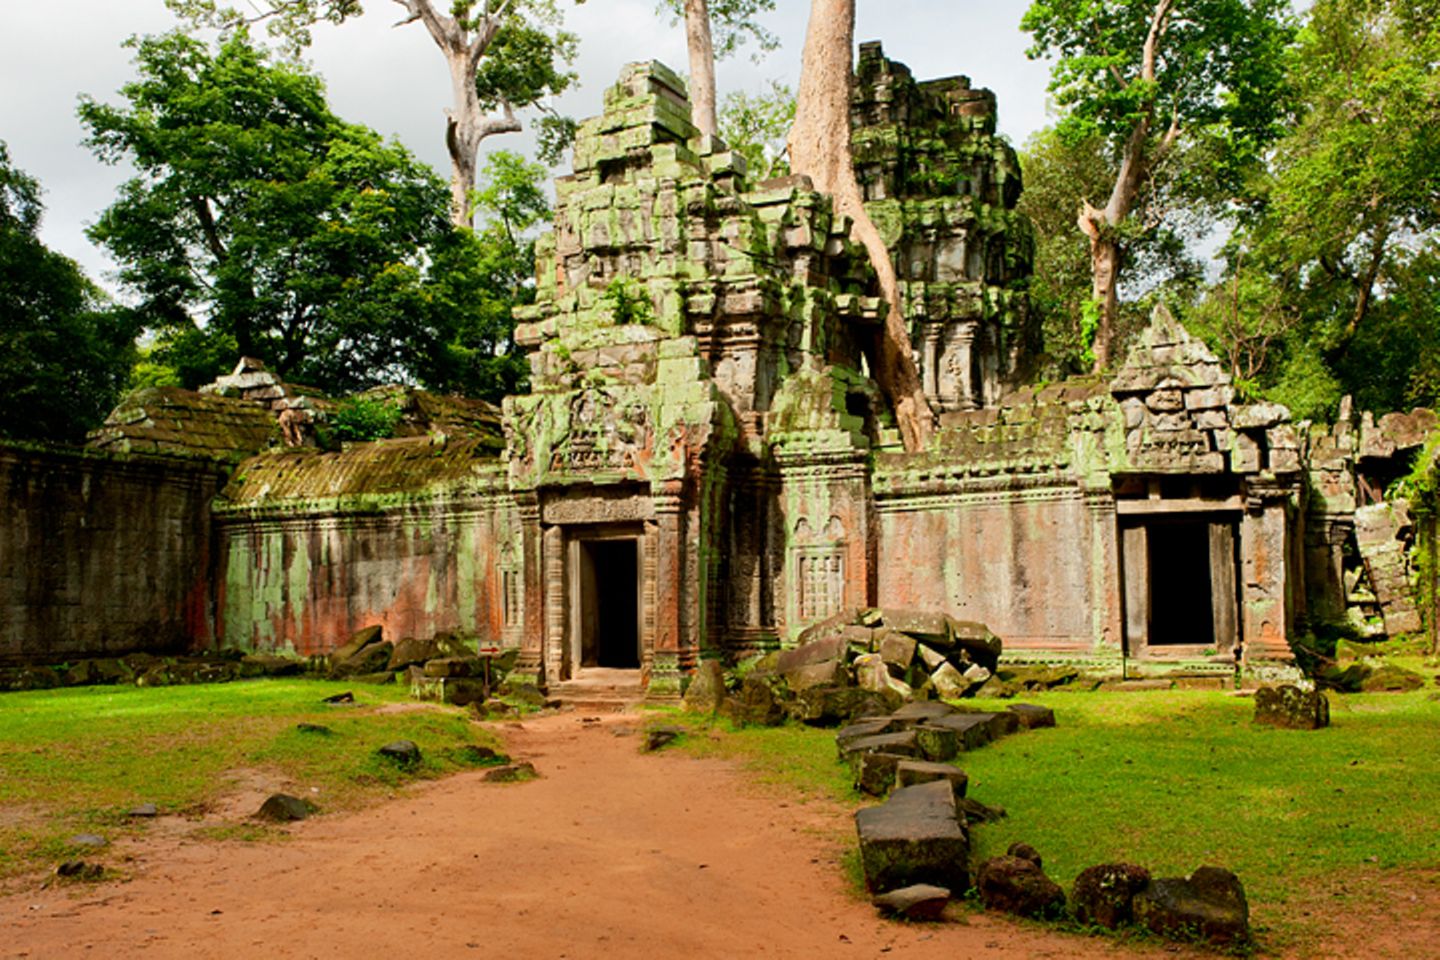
953, 320, 978, 411
649, 481, 685, 698
1241, 484, 1298, 662
1087, 491, 1125, 657
542, 523, 566, 687
516, 493, 546, 686
922, 325, 942, 408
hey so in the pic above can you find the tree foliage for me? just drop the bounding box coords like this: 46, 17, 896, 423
80, 31, 488, 396
0, 143, 140, 443
656, 0, 777, 60
1022, 0, 1294, 369
718, 80, 793, 181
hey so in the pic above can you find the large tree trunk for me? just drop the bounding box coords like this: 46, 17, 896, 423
787, 0, 933, 452
684, 0, 718, 137
396, 0, 518, 229
1078, 202, 1121, 371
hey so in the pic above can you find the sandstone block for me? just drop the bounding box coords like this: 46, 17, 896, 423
855, 781, 969, 894
1133, 866, 1250, 946
1252, 684, 1329, 729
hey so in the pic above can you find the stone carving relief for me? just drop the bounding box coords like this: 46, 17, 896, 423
549, 390, 653, 474
792, 516, 847, 622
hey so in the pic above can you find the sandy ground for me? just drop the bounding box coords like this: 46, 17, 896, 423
1, 711, 1433, 959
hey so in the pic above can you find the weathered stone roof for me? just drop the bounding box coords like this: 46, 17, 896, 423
217, 435, 504, 509
357, 386, 503, 443
87, 387, 278, 463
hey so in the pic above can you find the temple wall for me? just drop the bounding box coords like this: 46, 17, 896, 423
875, 483, 1109, 653
214, 493, 521, 657
0, 443, 223, 663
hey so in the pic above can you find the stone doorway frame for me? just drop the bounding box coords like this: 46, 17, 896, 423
1118, 497, 1243, 660
567, 527, 646, 677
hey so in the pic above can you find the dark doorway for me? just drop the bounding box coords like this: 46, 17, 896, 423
582, 539, 640, 668
1147, 520, 1215, 646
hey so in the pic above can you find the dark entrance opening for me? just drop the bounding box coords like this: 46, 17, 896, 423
582, 539, 640, 668
1146, 519, 1214, 646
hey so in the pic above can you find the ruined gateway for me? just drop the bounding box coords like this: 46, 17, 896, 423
3, 48, 1430, 695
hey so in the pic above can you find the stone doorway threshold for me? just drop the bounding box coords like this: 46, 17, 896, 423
551, 667, 645, 712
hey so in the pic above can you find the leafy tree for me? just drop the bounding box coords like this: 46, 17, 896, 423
0, 143, 140, 443
718, 80, 793, 181
80, 31, 470, 395
165, 0, 578, 227
1022, 0, 1294, 370
657, 0, 778, 136
428, 150, 550, 400
1019, 125, 1203, 374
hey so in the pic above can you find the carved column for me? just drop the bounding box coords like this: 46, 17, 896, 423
922, 324, 942, 408
515, 493, 546, 686
1240, 482, 1299, 663
1086, 489, 1125, 658
649, 480, 685, 698
953, 319, 978, 411
542, 523, 566, 687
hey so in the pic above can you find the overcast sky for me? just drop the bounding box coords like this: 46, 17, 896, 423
0, 2, 1053, 289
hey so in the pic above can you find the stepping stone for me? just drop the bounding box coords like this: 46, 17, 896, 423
873, 883, 951, 921
855, 780, 969, 894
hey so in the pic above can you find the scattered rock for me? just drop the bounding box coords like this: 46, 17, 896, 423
872, 883, 951, 921
328, 625, 382, 670
483, 762, 537, 783
787, 682, 897, 726
853, 751, 908, 797
295, 723, 333, 735
1072, 863, 1151, 929
255, 793, 316, 822
1006, 702, 1056, 729
1133, 865, 1250, 946
975, 855, 1066, 919
835, 718, 898, 755
956, 796, 1006, 825
724, 674, 788, 727
1253, 684, 1330, 730
1360, 664, 1426, 693
643, 726, 684, 752
925, 713, 992, 752
682, 660, 727, 714
56, 860, 104, 881
378, 740, 422, 768
1006, 841, 1042, 868
912, 724, 960, 762
929, 661, 969, 699
126, 803, 159, 818
321, 691, 355, 704
69, 834, 107, 849
854, 780, 970, 894
889, 701, 958, 723
894, 760, 968, 798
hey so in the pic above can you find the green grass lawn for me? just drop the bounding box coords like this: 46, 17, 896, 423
0, 679, 503, 881
675, 688, 1440, 952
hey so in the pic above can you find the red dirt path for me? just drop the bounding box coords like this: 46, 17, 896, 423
0, 711, 1428, 959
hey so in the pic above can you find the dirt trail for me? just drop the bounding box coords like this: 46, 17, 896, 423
0, 711, 1411, 959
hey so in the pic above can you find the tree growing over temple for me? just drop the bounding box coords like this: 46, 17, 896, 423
788, 0, 932, 451
1022, 0, 1293, 371
165, 0, 577, 227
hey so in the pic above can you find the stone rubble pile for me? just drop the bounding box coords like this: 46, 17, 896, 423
841, 698, 1251, 947
325, 625, 516, 706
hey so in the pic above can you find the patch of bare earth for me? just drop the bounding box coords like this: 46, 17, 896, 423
0, 712, 1430, 959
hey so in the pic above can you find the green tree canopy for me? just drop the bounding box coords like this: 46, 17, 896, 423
718, 79, 793, 181
0, 143, 141, 443
1022, 0, 1294, 369
79, 31, 484, 395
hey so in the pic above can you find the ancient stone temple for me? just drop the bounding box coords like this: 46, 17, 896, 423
1, 50, 1430, 691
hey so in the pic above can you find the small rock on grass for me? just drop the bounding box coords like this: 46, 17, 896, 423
976, 855, 1066, 919
321, 691, 355, 704
378, 740, 422, 768
873, 884, 951, 921
56, 860, 104, 881
127, 803, 159, 818
255, 793, 316, 822
1072, 863, 1151, 929
643, 726, 684, 752
483, 762, 537, 783
69, 834, 107, 849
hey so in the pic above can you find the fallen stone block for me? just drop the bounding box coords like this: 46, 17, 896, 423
255, 793, 316, 822
774, 636, 849, 676
783, 658, 848, 692
925, 713, 992, 751
894, 759, 967, 798
328, 625, 383, 672
878, 630, 917, 671
1253, 684, 1330, 729
840, 730, 921, 767
790, 683, 896, 727
378, 739, 422, 768
724, 675, 788, 727
929, 661, 969, 700
1006, 702, 1056, 729
872, 883, 950, 922
440, 678, 488, 706
643, 725, 683, 751
854, 751, 908, 797
855, 780, 969, 894
945, 618, 1002, 671
956, 796, 1006, 825
976, 854, 1066, 919
1072, 863, 1151, 929
889, 700, 958, 725
682, 660, 727, 713
835, 717, 898, 757
913, 724, 960, 762
1133, 865, 1250, 947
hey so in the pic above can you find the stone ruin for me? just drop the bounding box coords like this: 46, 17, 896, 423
1, 46, 1435, 700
